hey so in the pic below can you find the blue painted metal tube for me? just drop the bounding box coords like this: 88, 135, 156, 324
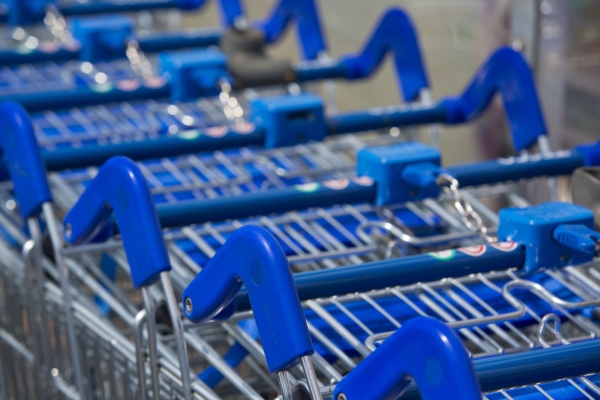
447, 151, 585, 188
152, 151, 585, 231
41, 126, 265, 171
59, 0, 182, 17
0, 46, 80, 65
294, 59, 348, 82
155, 180, 377, 228
0, 29, 221, 67
136, 28, 222, 53
400, 339, 600, 399
235, 244, 525, 311
327, 102, 449, 135
4, 82, 170, 112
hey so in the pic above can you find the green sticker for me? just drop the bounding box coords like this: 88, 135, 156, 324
16, 46, 34, 55
177, 130, 202, 140
295, 182, 320, 193
428, 249, 456, 261
90, 83, 114, 93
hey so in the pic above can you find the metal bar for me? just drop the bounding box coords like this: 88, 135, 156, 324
155, 180, 377, 228
236, 244, 526, 310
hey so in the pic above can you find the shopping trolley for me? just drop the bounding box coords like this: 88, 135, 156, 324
0, 0, 227, 67
64, 157, 600, 399
0, 45, 542, 233
0, 154, 484, 400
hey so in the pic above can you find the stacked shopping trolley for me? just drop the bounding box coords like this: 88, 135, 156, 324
2, 1, 600, 399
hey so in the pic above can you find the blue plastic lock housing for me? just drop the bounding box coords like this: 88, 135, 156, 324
357, 142, 441, 205
159, 49, 229, 102
6, 0, 51, 26
70, 16, 134, 62
250, 93, 327, 148
498, 202, 596, 273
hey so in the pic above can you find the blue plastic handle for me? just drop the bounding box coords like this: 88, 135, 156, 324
217, 0, 244, 26
0, 102, 52, 219
182, 225, 313, 373
259, 0, 327, 60
63, 156, 170, 289
441, 47, 547, 152
333, 317, 480, 400
341, 8, 428, 102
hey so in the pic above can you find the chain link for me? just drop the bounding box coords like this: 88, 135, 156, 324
436, 173, 496, 243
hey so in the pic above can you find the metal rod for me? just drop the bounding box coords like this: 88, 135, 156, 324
160, 272, 192, 400
133, 310, 149, 400
141, 288, 160, 400
42, 202, 87, 399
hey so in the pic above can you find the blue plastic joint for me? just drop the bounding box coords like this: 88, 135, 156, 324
553, 225, 600, 254
70, 16, 134, 62
182, 225, 313, 373
333, 317, 481, 400
250, 93, 327, 148
63, 156, 171, 288
440, 47, 547, 152
0, 102, 52, 219
259, 0, 327, 60
498, 202, 596, 273
357, 142, 442, 205
575, 140, 600, 167
6, 0, 52, 26
159, 49, 229, 102
340, 7, 428, 102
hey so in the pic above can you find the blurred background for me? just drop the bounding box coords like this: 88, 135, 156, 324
174, 0, 600, 166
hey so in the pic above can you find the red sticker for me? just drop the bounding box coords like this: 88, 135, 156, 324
65, 41, 82, 51
323, 179, 350, 190
458, 245, 486, 257
116, 79, 140, 92
38, 41, 60, 54
353, 176, 374, 186
231, 123, 255, 134
204, 126, 228, 138
143, 77, 167, 88
491, 242, 519, 252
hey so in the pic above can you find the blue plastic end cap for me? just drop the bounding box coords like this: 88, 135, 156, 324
70, 15, 133, 62
159, 49, 228, 102
357, 142, 441, 205
575, 140, 600, 167
498, 202, 594, 273
250, 93, 327, 148
177, 0, 205, 10
0, 101, 52, 219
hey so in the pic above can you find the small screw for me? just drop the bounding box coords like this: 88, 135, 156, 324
185, 297, 193, 313
65, 223, 72, 238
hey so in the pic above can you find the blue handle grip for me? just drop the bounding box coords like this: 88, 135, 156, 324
440, 47, 547, 152
63, 156, 170, 289
341, 7, 428, 102
334, 317, 481, 400
182, 225, 313, 373
260, 0, 326, 60
0, 102, 52, 219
